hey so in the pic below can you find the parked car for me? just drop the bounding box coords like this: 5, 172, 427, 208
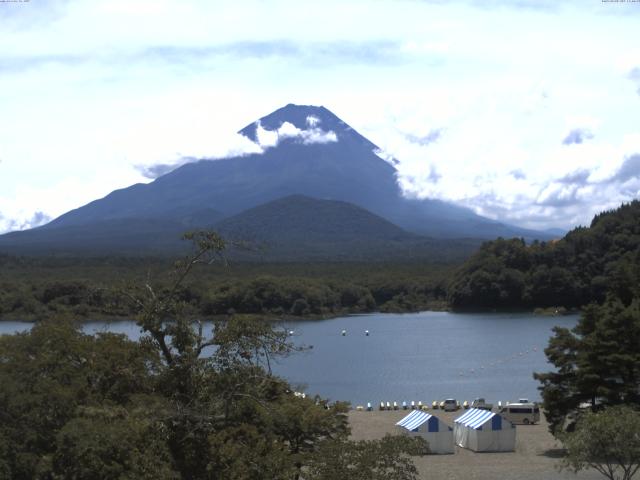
471, 398, 493, 410
443, 398, 458, 412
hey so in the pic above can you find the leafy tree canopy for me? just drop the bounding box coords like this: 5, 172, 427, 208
559, 405, 640, 480
449, 201, 640, 310
534, 298, 640, 434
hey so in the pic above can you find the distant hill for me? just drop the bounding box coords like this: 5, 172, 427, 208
0, 103, 553, 257
448, 201, 640, 309
215, 195, 480, 261
0, 195, 482, 261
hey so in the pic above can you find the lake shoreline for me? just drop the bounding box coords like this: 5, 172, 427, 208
0, 304, 580, 324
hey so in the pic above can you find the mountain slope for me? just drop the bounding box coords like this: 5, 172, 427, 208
215, 195, 480, 261
0, 103, 553, 256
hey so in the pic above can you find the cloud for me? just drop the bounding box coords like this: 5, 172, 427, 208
629, 67, 640, 95
405, 128, 442, 146
143, 40, 411, 68
255, 121, 338, 148
306, 115, 320, 127
0, 0, 70, 31
562, 128, 594, 145
0, 40, 409, 75
136, 156, 200, 179
510, 169, 526, 180
609, 153, 640, 183
0, 210, 51, 233
536, 183, 583, 208
428, 165, 441, 183
135, 120, 339, 180
557, 168, 591, 185
0, 53, 86, 74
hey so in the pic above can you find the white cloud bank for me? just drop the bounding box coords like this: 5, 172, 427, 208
255, 120, 338, 148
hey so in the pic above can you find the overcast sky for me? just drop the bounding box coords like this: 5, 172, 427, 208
1, 0, 639, 234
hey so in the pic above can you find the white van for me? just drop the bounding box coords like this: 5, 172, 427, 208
499, 402, 540, 424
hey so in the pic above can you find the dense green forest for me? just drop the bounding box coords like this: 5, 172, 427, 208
4, 201, 640, 321
0, 256, 453, 321
448, 201, 640, 310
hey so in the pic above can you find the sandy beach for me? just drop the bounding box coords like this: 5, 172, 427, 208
349, 409, 603, 480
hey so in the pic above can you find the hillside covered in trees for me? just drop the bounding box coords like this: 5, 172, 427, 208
448, 201, 640, 310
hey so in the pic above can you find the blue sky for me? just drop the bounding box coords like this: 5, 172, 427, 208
0, 0, 639, 233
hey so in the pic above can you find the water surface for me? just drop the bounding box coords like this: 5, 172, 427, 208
1, 311, 577, 406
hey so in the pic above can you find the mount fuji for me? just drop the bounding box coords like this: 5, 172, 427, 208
0, 104, 552, 258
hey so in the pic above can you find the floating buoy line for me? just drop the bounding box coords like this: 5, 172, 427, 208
457, 344, 541, 378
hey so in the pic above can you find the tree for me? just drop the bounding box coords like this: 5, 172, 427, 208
559, 405, 640, 480
0, 319, 158, 480
52, 406, 178, 480
535, 298, 640, 434
306, 435, 429, 480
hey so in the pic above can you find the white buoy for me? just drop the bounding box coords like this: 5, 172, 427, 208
365, 330, 369, 336
289, 330, 294, 336
341, 329, 347, 336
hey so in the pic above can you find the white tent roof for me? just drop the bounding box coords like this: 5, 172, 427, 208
396, 410, 433, 431
455, 408, 498, 429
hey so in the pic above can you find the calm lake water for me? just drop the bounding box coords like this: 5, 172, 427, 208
0, 311, 578, 406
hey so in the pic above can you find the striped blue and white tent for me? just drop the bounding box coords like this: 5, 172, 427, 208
396, 410, 454, 454
453, 408, 515, 452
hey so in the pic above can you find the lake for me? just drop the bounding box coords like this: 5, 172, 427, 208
0, 311, 578, 406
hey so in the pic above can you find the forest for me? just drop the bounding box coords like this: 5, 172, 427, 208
0, 256, 452, 322
2, 201, 640, 322
448, 201, 640, 310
